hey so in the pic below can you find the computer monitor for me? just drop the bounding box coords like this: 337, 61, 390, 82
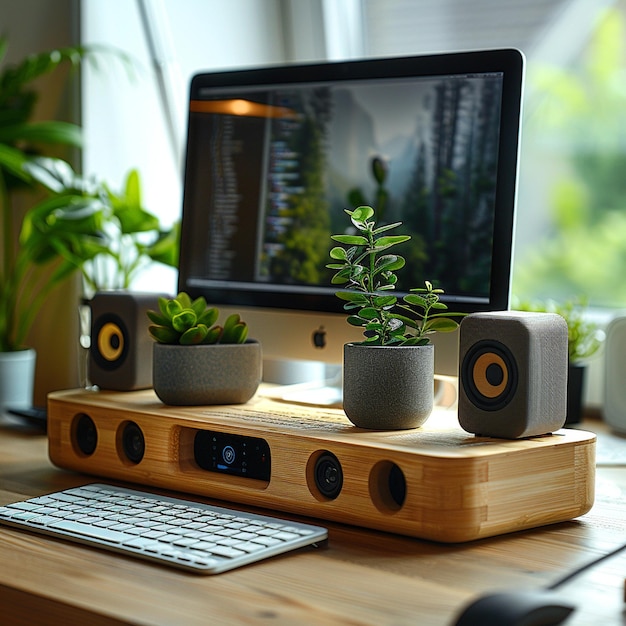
177, 48, 524, 390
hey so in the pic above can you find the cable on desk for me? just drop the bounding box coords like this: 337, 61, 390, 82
544, 540, 626, 591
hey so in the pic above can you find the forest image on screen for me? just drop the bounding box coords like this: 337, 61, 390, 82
192, 72, 503, 304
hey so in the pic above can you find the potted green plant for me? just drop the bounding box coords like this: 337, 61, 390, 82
327, 205, 462, 429
0, 39, 103, 410
0, 38, 178, 410
147, 292, 262, 406
517, 297, 603, 423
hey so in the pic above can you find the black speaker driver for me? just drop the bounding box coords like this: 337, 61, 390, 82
461, 339, 518, 411
314, 452, 343, 499
121, 421, 145, 464
74, 413, 98, 456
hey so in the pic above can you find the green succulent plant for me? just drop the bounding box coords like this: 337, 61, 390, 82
147, 292, 249, 345
327, 205, 462, 346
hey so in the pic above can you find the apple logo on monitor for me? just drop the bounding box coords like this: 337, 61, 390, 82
312, 327, 327, 349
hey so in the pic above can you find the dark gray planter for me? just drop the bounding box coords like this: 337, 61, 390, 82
566, 363, 585, 425
343, 342, 434, 430
152, 340, 262, 406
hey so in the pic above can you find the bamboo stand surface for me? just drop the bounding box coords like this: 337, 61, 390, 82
47, 387, 595, 543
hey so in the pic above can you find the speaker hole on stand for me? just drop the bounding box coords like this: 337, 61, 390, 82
307, 451, 343, 500
369, 461, 406, 513
118, 421, 145, 464
72, 413, 98, 457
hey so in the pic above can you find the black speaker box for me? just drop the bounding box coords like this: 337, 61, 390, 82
458, 311, 569, 438
89, 292, 163, 391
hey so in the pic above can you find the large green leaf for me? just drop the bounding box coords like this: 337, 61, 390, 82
0, 143, 29, 180
0, 121, 82, 147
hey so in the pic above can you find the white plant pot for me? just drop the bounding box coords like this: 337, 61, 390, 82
0, 348, 36, 413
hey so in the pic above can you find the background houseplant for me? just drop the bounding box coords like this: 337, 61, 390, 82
327, 205, 462, 429
147, 292, 261, 406
0, 37, 178, 409
517, 296, 603, 423
0, 38, 102, 409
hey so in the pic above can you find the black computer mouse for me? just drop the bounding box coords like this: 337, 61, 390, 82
452, 589, 575, 626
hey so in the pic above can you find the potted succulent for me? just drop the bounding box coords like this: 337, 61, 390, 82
147, 292, 262, 405
327, 205, 462, 429
517, 297, 603, 423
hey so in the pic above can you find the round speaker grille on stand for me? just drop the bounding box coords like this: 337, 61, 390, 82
461, 340, 518, 411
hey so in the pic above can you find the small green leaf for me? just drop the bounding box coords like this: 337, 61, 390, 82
147, 309, 168, 326
372, 221, 403, 235
424, 318, 459, 333
359, 307, 380, 320
197, 307, 219, 327
171, 309, 197, 332
347, 315, 366, 327
204, 326, 223, 344
180, 324, 208, 344
158, 296, 170, 318
349, 205, 375, 222
166, 299, 183, 318
190, 296, 208, 316
374, 235, 411, 249
372, 295, 397, 308
175, 292, 192, 308
375, 254, 405, 272
329, 246, 348, 260
331, 234, 369, 246
148, 325, 179, 344
335, 291, 369, 303
403, 294, 428, 307
221, 313, 249, 343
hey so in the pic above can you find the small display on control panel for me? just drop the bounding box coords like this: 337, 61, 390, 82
193, 431, 271, 481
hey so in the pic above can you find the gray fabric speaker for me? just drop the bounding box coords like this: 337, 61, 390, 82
89, 292, 163, 391
458, 311, 569, 439
603, 316, 626, 434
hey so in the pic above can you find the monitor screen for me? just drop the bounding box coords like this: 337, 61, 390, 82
178, 49, 524, 383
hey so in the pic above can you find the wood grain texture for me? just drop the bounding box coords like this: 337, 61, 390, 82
1, 416, 625, 626
46, 388, 595, 542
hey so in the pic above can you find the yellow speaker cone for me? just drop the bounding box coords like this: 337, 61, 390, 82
472, 352, 508, 399
98, 322, 124, 362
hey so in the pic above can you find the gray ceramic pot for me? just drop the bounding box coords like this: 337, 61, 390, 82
152, 340, 262, 406
343, 342, 434, 430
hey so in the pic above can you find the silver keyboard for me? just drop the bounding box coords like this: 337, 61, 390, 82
0, 483, 328, 574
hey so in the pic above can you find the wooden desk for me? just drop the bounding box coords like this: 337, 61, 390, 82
1, 416, 625, 626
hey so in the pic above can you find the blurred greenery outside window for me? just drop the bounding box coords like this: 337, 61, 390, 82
359, 0, 626, 313
512, 6, 626, 310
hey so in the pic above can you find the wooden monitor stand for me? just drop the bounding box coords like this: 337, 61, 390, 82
47, 388, 595, 543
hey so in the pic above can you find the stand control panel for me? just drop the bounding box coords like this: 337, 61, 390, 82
193, 430, 271, 481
